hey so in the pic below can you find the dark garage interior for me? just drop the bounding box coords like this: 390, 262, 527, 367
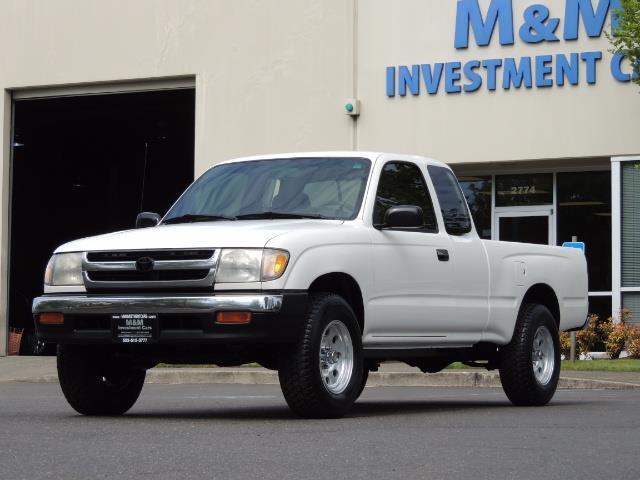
10, 88, 195, 353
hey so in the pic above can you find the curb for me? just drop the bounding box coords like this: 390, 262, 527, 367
146, 369, 277, 385
144, 369, 640, 390
6, 369, 640, 390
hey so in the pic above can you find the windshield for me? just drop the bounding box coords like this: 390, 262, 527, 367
163, 157, 372, 223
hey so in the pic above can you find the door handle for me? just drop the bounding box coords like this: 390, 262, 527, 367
436, 249, 449, 261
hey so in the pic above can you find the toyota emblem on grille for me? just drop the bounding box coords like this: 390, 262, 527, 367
135, 256, 154, 272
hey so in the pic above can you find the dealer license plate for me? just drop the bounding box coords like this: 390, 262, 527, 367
111, 313, 158, 344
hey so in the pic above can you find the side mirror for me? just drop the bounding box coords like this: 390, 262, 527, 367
136, 212, 161, 228
384, 205, 423, 229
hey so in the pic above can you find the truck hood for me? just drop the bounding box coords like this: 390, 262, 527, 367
55, 219, 344, 253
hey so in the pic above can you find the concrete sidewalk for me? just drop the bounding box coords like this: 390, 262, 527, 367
1, 356, 640, 389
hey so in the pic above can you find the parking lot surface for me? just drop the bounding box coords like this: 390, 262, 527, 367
1, 383, 638, 480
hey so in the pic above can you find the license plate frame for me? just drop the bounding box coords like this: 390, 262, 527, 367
111, 313, 159, 344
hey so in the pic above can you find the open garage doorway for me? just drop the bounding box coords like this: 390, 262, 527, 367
9, 88, 195, 354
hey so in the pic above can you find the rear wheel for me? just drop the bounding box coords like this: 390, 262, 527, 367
278, 293, 363, 418
57, 345, 146, 416
499, 303, 560, 406
357, 368, 369, 399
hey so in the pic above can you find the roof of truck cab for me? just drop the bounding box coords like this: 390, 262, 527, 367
212, 152, 449, 169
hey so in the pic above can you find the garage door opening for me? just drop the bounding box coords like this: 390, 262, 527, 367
10, 88, 195, 354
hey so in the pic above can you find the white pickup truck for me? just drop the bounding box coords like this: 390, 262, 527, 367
33, 152, 588, 418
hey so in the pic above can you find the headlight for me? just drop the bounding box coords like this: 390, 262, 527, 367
216, 248, 289, 283
216, 249, 262, 282
44, 253, 84, 286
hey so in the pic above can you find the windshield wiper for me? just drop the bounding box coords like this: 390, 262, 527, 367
235, 212, 330, 220
162, 214, 237, 225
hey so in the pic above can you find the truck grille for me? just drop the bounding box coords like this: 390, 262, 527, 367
82, 249, 218, 291
87, 250, 214, 262
87, 269, 210, 282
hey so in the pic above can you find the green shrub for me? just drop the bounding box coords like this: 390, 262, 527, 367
599, 314, 629, 359
559, 331, 572, 358
627, 325, 640, 359
576, 314, 600, 355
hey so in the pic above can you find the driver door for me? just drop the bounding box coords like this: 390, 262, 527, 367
365, 161, 455, 347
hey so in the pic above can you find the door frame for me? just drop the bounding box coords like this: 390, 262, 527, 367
495, 208, 555, 245
2, 78, 197, 356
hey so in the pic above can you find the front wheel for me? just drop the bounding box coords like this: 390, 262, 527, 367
57, 345, 146, 416
499, 303, 560, 406
278, 293, 363, 418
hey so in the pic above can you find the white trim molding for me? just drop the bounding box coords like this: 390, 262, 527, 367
11, 76, 195, 100
611, 155, 640, 323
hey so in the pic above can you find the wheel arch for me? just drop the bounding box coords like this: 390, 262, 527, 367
308, 272, 364, 334
519, 283, 560, 329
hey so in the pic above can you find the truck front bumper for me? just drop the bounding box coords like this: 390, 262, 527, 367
32, 292, 308, 345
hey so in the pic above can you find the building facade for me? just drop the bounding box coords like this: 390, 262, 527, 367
1, 0, 639, 355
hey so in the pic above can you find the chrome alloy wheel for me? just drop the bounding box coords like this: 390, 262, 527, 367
319, 320, 354, 394
532, 325, 555, 385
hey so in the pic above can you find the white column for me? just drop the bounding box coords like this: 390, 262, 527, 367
611, 157, 621, 323
611, 155, 640, 323
0, 91, 10, 356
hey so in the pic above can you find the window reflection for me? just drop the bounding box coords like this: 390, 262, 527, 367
557, 171, 611, 292
495, 174, 553, 207
458, 176, 492, 239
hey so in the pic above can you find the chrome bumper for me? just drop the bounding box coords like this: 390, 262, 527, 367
32, 294, 283, 315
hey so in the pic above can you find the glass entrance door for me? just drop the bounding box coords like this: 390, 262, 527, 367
496, 210, 553, 245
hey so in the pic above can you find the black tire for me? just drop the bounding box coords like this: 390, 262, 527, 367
278, 293, 363, 418
57, 345, 146, 416
357, 368, 369, 399
499, 303, 560, 406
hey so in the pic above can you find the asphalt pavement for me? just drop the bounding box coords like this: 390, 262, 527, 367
1, 383, 639, 480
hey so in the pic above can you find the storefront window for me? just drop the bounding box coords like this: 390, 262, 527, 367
458, 176, 492, 239
622, 294, 640, 324
495, 174, 553, 206
621, 162, 640, 288
589, 296, 613, 323
557, 171, 611, 293
621, 161, 640, 323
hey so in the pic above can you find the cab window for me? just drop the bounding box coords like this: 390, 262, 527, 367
373, 162, 438, 232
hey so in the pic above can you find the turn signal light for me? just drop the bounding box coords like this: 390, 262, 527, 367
216, 311, 252, 324
39, 312, 64, 325
273, 254, 288, 275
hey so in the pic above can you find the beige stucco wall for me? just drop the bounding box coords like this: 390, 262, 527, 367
357, 0, 640, 164
0, 0, 356, 354
0, 0, 357, 171
1, 0, 638, 354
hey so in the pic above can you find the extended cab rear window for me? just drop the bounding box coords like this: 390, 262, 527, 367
427, 165, 473, 236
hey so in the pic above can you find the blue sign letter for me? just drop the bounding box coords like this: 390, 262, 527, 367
445, 62, 463, 93
535, 55, 554, 87
386, 67, 396, 97
564, 0, 620, 40
610, 54, 632, 82
581, 51, 602, 84
454, 0, 514, 49
463, 60, 483, 92
421, 63, 444, 94
503, 57, 533, 89
398, 65, 421, 96
556, 54, 580, 86
482, 59, 503, 91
